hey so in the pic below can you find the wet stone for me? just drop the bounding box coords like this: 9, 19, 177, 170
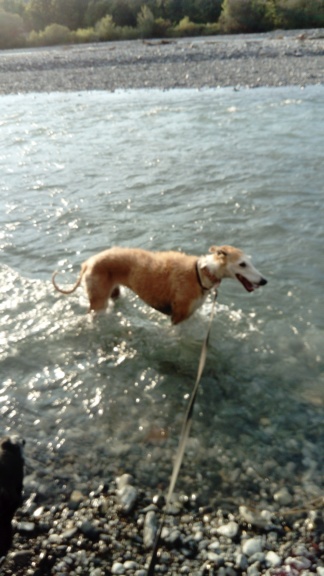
242, 536, 263, 556
143, 510, 157, 549
111, 562, 125, 574
216, 521, 239, 538
78, 520, 100, 541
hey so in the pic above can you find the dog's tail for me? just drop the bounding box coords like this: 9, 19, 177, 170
52, 267, 84, 295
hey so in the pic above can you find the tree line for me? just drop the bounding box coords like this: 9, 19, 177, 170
0, 0, 323, 49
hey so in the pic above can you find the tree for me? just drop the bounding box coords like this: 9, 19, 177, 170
111, 0, 141, 27
0, 9, 25, 47
24, 0, 53, 31
51, 0, 89, 30
0, 0, 25, 17
84, 0, 114, 27
164, 0, 184, 23
219, 0, 276, 33
137, 5, 154, 37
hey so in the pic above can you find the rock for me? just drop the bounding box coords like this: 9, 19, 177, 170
266, 550, 281, 568
285, 556, 311, 570
16, 521, 36, 534
273, 487, 292, 506
216, 521, 239, 538
208, 539, 221, 551
61, 527, 78, 540
239, 506, 273, 529
117, 475, 138, 514
235, 552, 248, 571
68, 489, 85, 510
10, 549, 34, 567
112, 562, 125, 574
124, 560, 138, 570
242, 536, 263, 556
143, 510, 157, 549
247, 561, 261, 576
206, 551, 224, 565
78, 520, 100, 541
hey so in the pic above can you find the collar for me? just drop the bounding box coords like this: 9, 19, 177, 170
195, 260, 213, 292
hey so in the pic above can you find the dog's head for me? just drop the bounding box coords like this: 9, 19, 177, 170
208, 245, 267, 292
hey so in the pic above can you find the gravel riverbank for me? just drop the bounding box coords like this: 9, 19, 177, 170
0, 29, 323, 94
1, 468, 323, 576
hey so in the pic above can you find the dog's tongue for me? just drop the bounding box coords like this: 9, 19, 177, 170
236, 274, 255, 292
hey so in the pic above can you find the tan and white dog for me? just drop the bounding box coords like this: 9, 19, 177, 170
52, 245, 267, 325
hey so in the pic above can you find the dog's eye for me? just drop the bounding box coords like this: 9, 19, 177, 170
239, 262, 247, 268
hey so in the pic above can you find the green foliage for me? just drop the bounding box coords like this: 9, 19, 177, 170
24, 0, 52, 32
1, 0, 323, 50
276, 0, 324, 29
72, 26, 98, 43
137, 5, 155, 37
0, 0, 25, 17
0, 8, 25, 48
50, 0, 89, 30
28, 23, 73, 46
94, 14, 118, 40
110, 0, 140, 27
219, 0, 277, 33
172, 15, 203, 36
84, 0, 113, 27
151, 16, 172, 37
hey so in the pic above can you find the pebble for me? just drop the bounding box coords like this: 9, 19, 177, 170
273, 486, 293, 506
78, 520, 100, 541
266, 550, 282, 567
239, 506, 273, 529
117, 474, 138, 514
143, 510, 157, 549
235, 552, 249, 571
16, 521, 36, 534
124, 560, 138, 569
285, 556, 312, 569
1, 443, 323, 576
242, 536, 263, 556
112, 562, 125, 574
216, 520, 239, 538
247, 561, 261, 576
206, 551, 224, 565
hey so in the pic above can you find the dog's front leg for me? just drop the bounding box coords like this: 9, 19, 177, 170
171, 303, 191, 325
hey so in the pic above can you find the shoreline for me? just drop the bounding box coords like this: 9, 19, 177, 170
0, 29, 323, 94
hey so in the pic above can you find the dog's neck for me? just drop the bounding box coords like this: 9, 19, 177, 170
196, 257, 221, 291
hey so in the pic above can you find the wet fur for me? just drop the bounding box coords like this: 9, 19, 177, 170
52, 245, 267, 325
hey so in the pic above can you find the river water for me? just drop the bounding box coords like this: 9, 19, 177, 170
0, 87, 323, 506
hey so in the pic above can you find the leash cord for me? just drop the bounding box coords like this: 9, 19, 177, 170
147, 290, 218, 575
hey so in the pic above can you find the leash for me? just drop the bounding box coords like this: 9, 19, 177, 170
147, 289, 218, 575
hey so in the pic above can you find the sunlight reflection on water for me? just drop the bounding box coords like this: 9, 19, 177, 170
0, 87, 323, 502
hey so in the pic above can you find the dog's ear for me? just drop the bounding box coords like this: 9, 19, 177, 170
209, 246, 227, 258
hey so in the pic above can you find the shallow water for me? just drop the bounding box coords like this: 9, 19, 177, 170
0, 87, 323, 505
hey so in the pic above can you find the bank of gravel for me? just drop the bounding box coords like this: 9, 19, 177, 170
1, 470, 323, 576
0, 29, 323, 94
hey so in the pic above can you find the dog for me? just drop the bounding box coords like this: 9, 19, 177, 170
0, 436, 25, 557
52, 245, 267, 325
